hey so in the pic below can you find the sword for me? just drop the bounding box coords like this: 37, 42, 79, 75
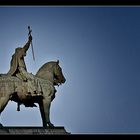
28, 26, 35, 61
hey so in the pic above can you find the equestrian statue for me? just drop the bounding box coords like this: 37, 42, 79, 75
0, 27, 66, 128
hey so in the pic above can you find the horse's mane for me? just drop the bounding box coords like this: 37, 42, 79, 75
36, 61, 57, 77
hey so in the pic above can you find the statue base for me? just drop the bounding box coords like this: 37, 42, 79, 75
0, 126, 70, 135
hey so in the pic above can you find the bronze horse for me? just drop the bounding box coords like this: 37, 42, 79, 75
0, 60, 66, 127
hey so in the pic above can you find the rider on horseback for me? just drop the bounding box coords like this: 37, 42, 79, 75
7, 34, 42, 97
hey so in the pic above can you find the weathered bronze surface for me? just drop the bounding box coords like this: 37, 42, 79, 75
0, 28, 66, 128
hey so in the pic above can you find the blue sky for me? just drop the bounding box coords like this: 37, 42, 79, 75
0, 6, 140, 134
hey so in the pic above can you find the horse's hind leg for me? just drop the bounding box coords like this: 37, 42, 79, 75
0, 95, 9, 113
0, 95, 10, 127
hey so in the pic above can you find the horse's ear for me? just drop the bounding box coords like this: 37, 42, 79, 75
56, 60, 59, 65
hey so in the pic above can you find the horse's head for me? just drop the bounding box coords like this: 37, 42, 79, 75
36, 60, 66, 86
53, 60, 66, 86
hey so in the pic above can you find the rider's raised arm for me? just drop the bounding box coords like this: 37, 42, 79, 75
23, 35, 32, 52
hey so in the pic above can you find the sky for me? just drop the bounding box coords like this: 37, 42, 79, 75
0, 6, 140, 134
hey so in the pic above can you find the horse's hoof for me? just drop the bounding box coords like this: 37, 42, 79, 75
47, 122, 55, 128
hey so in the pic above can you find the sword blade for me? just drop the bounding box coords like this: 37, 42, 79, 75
31, 41, 35, 61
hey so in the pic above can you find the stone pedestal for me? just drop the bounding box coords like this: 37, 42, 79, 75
0, 127, 70, 135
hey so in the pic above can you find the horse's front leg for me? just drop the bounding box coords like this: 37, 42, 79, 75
39, 96, 54, 128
